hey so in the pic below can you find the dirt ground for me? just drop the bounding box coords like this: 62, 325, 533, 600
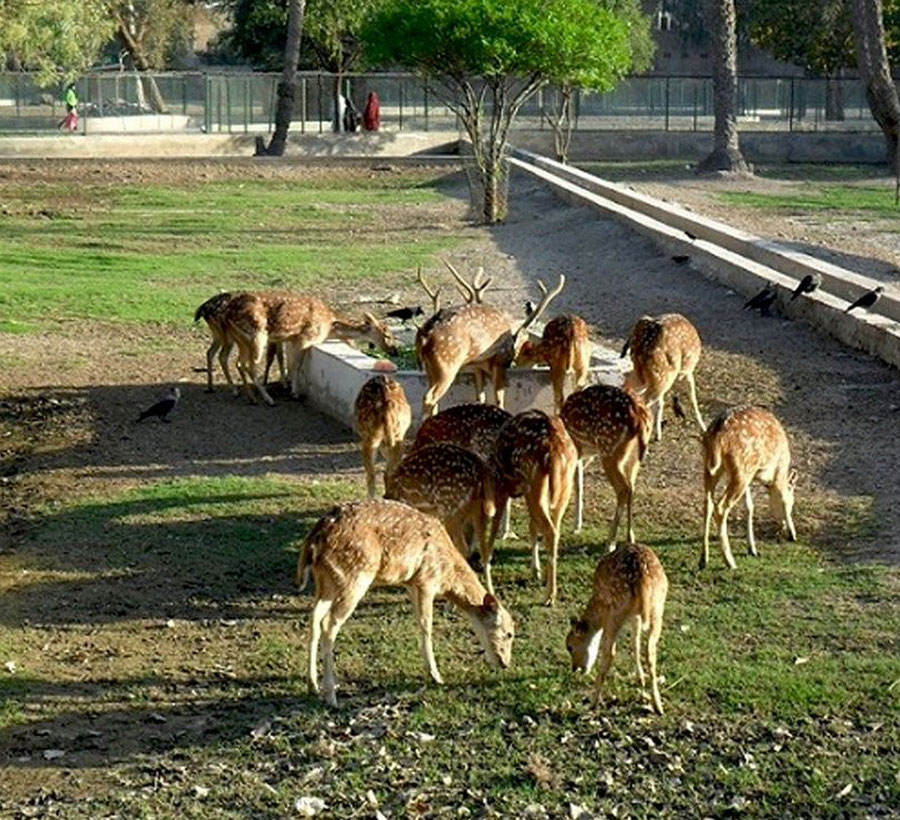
2, 158, 899, 570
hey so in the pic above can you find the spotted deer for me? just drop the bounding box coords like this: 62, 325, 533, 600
561, 385, 653, 548
416, 275, 566, 417
515, 314, 591, 413
296, 499, 515, 707
701, 406, 797, 570
566, 543, 668, 714
354, 376, 412, 498
489, 410, 578, 606
224, 291, 398, 406
385, 443, 497, 591
621, 313, 705, 441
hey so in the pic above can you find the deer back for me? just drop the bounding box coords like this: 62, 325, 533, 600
416, 304, 514, 371
225, 291, 336, 344
411, 403, 513, 461
355, 375, 411, 442
628, 313, 701, 387
561, 385, 652, 459
194, 291, 236, 326
385, 443, 495, 522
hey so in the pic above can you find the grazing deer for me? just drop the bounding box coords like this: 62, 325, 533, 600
561, 385, 653, 548
621, 313, 705, 441
515, 314, 591, 413
224, 291, 398, 406
354, 376, 412, 498
385, 443, 497, 591
701, 406, 797, 570
416, 275, 566, 417
566, 543, 668, 714
489, 410, 578, 606
297, 499, 515, 707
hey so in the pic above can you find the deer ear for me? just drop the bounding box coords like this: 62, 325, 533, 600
362, 311, 379, 326
480, 593, 499, 615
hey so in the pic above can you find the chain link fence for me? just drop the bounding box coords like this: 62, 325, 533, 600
0, 70, 886, 136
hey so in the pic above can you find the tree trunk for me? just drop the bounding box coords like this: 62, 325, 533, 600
115, 17, 168, 113
697, 0, 750, 174
825, 72, 845, 121
851, 0, 900, 169
259, 0, 307, 157
544, 85, 575, 164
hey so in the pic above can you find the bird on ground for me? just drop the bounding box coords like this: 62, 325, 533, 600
744, 282, 779, 315
790, 273, 823, 301
671, 394, 686, 420
524, 300, 536, 318
845, 286, 884, 313
136, 387, 180, 423
685, 230, 698, 241
672, 255, 690, 265
386, 305, 424, 323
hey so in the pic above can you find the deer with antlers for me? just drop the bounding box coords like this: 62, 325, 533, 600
515, 314, 591, 413
701, 406, 797, 570
385, 443, 497, 591
354, 375, 412, 498
297, 499, 515, 707
561, 385, 653, 549
621, 313, 705, 441
566, 543, 668, 714
415, 272, 567, 418
223, 291, 398, 406
487, 409, 578, 606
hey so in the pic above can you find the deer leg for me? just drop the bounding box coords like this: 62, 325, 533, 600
715, 475, 746, 570
320, 584, 368, 707
552, 368, 565, 416
684, 372, 706, 432
218, 340, 239, 396
361, 440, 379, 499
263, 342, 278, 385
574, 458, 586, 532
409, 585, 443, 684
653, 394, 665, 442
422, 371, 454, 418
473, 369, 486, 404
287, 341, 312, 400
528, 511, 541, 582
623, 446, 641, 544
590, 627, 618, 708
632, 613, 646, 688
745, 485, 758, 557
603, 455, 628, 550
493, 367, 507, 410
307, 597, 332, 696
701, 473, 717, 570
647, 607, 664, 715
475, 507, 496, 596
244, 333, 276, 406
205, 339, 220, 392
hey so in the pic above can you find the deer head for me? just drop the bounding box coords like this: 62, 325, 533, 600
361, 311, 400, 356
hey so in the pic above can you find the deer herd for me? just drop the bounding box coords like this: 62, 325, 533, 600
195, 263, 799, 713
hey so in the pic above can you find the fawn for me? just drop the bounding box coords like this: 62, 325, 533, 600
297, 499, 515, 707
515, 314, 591, 413
701, 406, 797, 570
566, 543, 668, 714
354, 375, 412, 498
621, 313, 705, 441
384, 443, 497, 592
561, 385, 653, 548
489, 410, 578, 606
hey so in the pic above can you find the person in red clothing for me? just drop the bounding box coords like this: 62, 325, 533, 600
362, 91, 380, 131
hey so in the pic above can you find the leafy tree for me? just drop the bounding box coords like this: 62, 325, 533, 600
544, 0, 655, 163
362, 0, 635, 223
697, 0, 750, 174
223, 0, 294, 69
0, 0, 115, 85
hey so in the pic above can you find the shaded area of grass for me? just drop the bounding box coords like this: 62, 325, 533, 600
0, 175, 461, 329
1, 476, 897, 817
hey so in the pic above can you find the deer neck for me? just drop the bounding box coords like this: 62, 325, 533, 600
443, 558, 489, 615
329, 316, 370, 342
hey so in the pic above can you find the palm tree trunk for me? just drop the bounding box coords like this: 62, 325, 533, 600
852, 0, 900, 170
697, 0, 750, 174
259, 0, 307, 157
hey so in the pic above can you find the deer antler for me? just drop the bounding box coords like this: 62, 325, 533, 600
416, 266, 442, 314
513, 274, 567, 348
444, 260, 493, 304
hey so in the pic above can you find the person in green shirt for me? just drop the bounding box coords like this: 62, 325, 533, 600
64, 83, 78, 112
59, 83, 79, 132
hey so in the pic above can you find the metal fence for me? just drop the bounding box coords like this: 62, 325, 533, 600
0, 70, 885, 136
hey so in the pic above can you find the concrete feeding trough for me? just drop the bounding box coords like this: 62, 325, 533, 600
297, 323, 626, 430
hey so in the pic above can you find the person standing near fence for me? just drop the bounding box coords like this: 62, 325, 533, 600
363, 91, 381, 131
59, 83, 79, 132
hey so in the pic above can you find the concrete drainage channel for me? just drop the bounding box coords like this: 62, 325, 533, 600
509, 148, 900, 371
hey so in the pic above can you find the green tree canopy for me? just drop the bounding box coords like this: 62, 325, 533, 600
0, 0, 115, 84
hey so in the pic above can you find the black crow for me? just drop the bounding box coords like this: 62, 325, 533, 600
685, 230, 698, 241
137, 387, 180, 423
845, 286, 884, 313
672, 255, 690, 264
524, 299, 536, 318
789, 273, 822, 301
744, 282, 778, 315
386, 305, 424, 322
671, 394, 686, 420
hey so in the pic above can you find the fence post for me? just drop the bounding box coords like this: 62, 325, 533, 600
244, 76, 249, 133
317, 74, 323, 133
692, 83, 698, 131
664, 76, 670, 131
789, 77, 794, 133
424, 84, 429, 131
399, 78, 404, 131
182, 76, 188, 115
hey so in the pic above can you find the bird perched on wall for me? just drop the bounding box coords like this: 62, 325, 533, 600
744, 282, 778, 315
845, 286, 884, 313
524, 299, 536, 318
136, 387, 180, 423
386, 305, 424, 323
684, 230, 698, 241
790, 273, 822, 301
